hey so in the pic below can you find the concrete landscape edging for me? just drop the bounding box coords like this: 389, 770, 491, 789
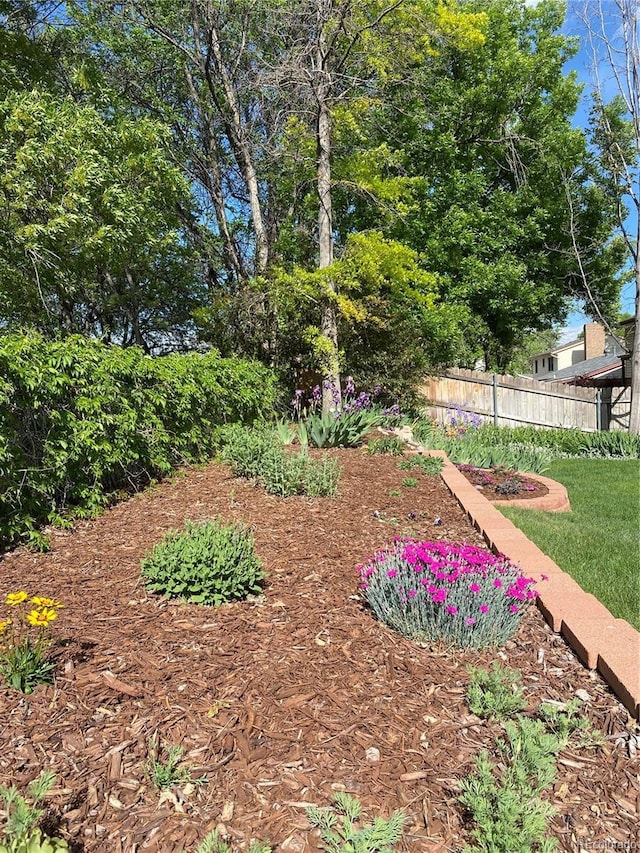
426, 449, 640, 720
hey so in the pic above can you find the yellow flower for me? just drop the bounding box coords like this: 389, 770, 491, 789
5, 591, 29, 606
30, 596, 63, 609
0, 619, 12, 634
26, 608, 57, 627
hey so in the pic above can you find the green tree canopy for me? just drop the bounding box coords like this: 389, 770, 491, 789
0, 88, 203, 349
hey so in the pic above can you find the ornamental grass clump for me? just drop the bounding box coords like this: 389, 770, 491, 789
0, 592, 63, 693
358, 539, 538, 649
141, 519, 264, 606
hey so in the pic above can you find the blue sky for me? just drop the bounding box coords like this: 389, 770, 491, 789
549, 0, 637, 342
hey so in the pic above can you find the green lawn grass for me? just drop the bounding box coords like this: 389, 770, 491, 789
499, 459, 640, 630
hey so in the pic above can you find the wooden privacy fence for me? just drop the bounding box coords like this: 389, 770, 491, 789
420, 368, 631, 431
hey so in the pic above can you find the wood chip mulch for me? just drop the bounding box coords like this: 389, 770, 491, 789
0, 450, 638, 852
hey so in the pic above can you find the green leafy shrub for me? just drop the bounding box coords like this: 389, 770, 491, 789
306, 792, 405, 853
218, 425, 277, 480
0, 771, 69, 852
401, 477, 418, 488
466, 663, 528, 720
301, 455, 342, 498
359, 539, 538, 649
0, 333, 276, 548
366, 437, 406, 456
219, 426, 340, 497
141, 519, 264, 606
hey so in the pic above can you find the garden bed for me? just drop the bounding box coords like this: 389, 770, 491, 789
455, 464, 549, 501
0, 450, 637, 852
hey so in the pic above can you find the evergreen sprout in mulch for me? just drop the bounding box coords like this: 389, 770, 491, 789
0, 450, 637, 852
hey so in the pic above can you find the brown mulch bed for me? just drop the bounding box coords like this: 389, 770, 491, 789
455, 465, 549, 502
1, 450, 638, 852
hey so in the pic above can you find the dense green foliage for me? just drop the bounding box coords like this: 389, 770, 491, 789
219, 425, 341, 497
0, 333, 276, 547
412, 422, 553, 473
140, 519, 264, 606
0, 0, 629, 398
473, 424, 640, 458
379, 0, 627, 369
500, 459, 640, 629
0, 89, 202, 349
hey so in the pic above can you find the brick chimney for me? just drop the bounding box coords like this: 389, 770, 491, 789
583, 323, 605, 360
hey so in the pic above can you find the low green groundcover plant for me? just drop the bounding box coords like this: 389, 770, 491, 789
181, 834, 270, 853
466, 662, 528, 720
0, 771, 69, 852
358, 539, 539, 648
366, 437, 406, 456
459, 664, 605, 853
397, 455, 444, 476
459, 717, 561, 853
141, 519, 264, 606
219, 425, 340, 497
306, 792, 405, 853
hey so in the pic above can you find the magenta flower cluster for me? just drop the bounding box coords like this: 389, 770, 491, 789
358, 538, 541, 649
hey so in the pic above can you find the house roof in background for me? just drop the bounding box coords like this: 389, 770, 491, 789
533, 335, 625, 362
537, 353, 622, 383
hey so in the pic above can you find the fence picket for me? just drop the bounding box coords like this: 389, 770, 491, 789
420, 368, 630, 432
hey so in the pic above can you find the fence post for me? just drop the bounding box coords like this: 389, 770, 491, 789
492, 374, 499, 427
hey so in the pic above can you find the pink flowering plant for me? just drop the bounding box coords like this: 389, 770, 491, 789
358, 539, 539, 648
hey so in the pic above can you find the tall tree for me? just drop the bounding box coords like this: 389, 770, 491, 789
577, 0, 639, 432
249, 0, 486, 407
76, 0, 486, 401
366, 0, 626, 369
0, 89, 202, 349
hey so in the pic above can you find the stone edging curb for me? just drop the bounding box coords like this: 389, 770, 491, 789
427, 449, 640, 720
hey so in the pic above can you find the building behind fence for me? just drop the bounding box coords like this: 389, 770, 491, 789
420, 368, 631, 432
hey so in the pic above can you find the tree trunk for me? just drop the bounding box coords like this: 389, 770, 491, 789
199, 8, 269, 275
628, 227, 640, 434
316, 6, 341, 415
